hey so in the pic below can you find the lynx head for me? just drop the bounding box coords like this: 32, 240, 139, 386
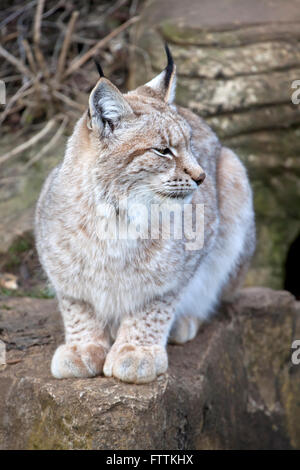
85, 45, 205, 207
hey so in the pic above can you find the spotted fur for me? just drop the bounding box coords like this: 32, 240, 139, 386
35, 52, 255, 383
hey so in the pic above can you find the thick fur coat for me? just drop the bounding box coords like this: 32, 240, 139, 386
35, 48, 255, 383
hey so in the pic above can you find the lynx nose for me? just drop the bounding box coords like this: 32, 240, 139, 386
193, 172, 206, 186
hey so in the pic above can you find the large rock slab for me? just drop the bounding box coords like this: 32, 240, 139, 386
129, 0, 300, 290
0, 288, 299, 449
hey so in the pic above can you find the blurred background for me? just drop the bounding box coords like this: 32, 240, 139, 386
0, 0, 300, 300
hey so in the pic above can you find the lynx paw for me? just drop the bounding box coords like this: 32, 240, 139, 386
169, 315, 202, 344
103, 343, 168, 383
51, 343, 107, 378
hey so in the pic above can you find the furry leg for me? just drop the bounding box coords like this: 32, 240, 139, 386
168, 315, 203, 344
51, 295, 110, 378
103, 298, 175, 383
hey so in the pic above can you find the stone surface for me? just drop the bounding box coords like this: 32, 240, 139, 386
0, 288, 299, 450
129, 0, 300, 289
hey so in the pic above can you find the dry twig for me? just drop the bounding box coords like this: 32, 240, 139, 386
0, 118, 56, 167
0, 79, 34, 127
52, 90, 86, 111
33, 0, 49, 79
0, 0, 140, 135
22, 39, 38, 74
55, 10, 79, 82
0, 44, 33, 79
63, 15, 139, 78
24, 115, 68, 168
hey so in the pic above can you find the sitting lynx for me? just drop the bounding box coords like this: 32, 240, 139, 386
35, 46, 255, 383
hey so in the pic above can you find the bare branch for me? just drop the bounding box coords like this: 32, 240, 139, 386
0, 44, 34, 79
0, 0, 37, 30
52, 90, 86, 112
24, 115, 68, 168
0, 75, 22, 83
63, 15, 140, 78
22, 39, 37, 74
33, 0, 50, 79
55, 10, 79, 82
0, 118, 56, 167
105, 0, 129, 17
33, 0, 45, 45
1, 32, 18, 44
0, 80, 34, 126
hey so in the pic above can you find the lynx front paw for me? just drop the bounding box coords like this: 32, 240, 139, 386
168, 315, 202, 344
103, 343, 168, 384
51, 343, 107, 378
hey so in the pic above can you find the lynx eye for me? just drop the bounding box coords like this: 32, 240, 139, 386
152, 148, 173, 158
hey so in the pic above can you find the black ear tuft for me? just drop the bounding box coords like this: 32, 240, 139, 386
94, 59, 105, 78
136, 43, 176, 103
164, 43, 174, 88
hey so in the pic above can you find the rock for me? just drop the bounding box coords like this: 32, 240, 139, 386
0, 288, 299, 449
0, 132, 67, 254
129, 0, 300, 290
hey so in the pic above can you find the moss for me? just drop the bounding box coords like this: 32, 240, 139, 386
159, 21, 248, 47
0, 303, 12, 310
242, 311, 294, 415
1, 232, 35, 270
8, 235, 33, 255
175, 83, 193, 107
28, 395, 93, 450
0, 286, 55, 299
280, 367, 300, 449
26, 287, 55, 299
0, 287, 16, 297
159, 22, 209, 46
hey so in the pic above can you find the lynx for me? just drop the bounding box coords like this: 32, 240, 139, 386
35, 46, 255, 383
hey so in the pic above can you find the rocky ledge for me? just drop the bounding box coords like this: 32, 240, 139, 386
0, 287, 299, 450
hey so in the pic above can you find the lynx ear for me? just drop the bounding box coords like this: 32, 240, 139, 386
88, 77, 132, 134
141, 44, 177, 104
